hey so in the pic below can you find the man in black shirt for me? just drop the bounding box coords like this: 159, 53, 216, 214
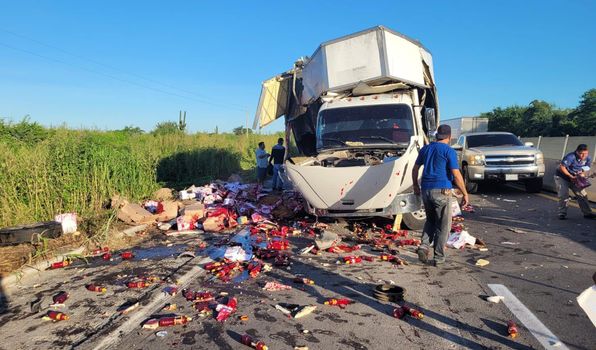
269, 138, 286, 191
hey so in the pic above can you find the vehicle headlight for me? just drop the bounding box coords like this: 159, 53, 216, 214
467, 154, 485, 165
535, 152, 544, 164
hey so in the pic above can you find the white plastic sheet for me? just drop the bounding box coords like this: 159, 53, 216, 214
446, 230, 476, 249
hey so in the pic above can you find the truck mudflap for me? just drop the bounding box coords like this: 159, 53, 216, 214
285, 154, 417, 215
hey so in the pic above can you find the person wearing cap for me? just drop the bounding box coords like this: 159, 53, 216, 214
411, 124, 469, 266
555, 144, 595, 220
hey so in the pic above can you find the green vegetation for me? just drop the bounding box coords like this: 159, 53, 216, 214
483, 88, 596, 137
0, 119, 282, 228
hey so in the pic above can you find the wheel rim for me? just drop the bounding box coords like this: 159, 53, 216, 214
411, 208, 426, 220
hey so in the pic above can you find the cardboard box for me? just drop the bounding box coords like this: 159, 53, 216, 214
156, 201, 179, 222
117, 203, 156, 224
181, 203, 205, 218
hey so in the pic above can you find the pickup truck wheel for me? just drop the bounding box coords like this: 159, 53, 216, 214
402, 210, 426, 231
525, 178, 543, 193
462, 165, 478, 194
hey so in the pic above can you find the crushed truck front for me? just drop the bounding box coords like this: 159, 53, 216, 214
286, 92, 426, 219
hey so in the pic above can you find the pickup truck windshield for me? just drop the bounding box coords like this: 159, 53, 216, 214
317, 104, 414, 150
467, 134, 523, 148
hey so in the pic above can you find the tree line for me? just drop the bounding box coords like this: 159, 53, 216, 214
482, 88, 595, 137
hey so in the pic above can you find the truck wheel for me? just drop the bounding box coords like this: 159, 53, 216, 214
402, 210, 426, 231
525, 178, 543, 193
462, 165, 478, 194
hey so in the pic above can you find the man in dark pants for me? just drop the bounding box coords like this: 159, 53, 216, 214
555, 144, 595, 220
411, 125, 469, 266
269, 138, 286, 191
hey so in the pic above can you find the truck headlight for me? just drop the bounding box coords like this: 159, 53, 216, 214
467, 154, 485, 165
535, 152, 544, 164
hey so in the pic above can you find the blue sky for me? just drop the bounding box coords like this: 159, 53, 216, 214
0, 0, 594, 133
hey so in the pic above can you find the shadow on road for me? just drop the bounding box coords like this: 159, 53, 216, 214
268, 253, 531, 350
470, 183, 596, 254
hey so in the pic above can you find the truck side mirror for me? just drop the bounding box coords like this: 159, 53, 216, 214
424, 108, 436, 137
452, 144, 463, 151
524, 142, 534, 147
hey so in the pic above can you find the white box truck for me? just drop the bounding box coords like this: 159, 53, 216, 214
441, 117, 488, 144
253, 26, 439, 229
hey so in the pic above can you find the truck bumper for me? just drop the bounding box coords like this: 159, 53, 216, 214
468, 164, 545, 181
306, 192, 422, 218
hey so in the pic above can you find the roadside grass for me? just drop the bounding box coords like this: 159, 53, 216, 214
0, 120, 281, 228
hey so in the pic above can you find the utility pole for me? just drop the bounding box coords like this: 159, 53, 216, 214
245, 110, 249, 138
178, 110, 187, 132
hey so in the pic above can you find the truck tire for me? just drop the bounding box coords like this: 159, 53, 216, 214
0, 221, 62, 246
462, 165, 478, 194
525, 178, 543, 193
402, 210, 426, 231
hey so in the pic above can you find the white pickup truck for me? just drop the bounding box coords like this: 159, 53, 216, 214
452, 132, 545, 193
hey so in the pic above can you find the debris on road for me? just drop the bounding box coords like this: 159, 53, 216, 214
507, 320, 519, 338
507, 228, 527, 234
215, 296, 238, 322
117, 203, 156, 225
475, 259, 490, 267
324, 298, 353, 308
50, 259, 71, 269
373, 284, 405, 302
51, 291, 68, 306
275, 303, 317, 319
241, 334, 269, 350
86, 284, 107, 293
54, 213, 78, 234
262, 281, 292, 291
294, 277, 315, 285
45, 311, 69, 321
393, 304, 424, 320
120, 251, 134, 260
486, 296, 504, 303
142, 315, 192, 329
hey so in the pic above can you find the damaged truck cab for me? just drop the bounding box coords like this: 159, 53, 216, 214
254, 26, 439, 229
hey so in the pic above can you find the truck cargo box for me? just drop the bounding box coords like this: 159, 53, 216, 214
300, 26, 435, 105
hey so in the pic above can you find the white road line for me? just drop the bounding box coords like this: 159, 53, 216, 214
488, 284, 569, 350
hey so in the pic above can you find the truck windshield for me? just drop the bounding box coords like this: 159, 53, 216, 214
317, 104, 414, 150
467, 134, 523, 147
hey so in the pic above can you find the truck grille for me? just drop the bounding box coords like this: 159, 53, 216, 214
485, 155, 535, 167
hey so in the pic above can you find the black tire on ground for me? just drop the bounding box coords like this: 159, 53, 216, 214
0, 221, 62, 246
463, 165, 479, 194
525, 177, 543, 193
402, 210, 426, 231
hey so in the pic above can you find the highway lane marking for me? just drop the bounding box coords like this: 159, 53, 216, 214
488, 284, 569, 350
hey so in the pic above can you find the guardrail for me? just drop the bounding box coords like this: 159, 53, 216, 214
522, 136, 596, 201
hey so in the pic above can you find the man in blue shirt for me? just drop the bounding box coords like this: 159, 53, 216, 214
555, 144, 595, 220
411, 125, 469, 266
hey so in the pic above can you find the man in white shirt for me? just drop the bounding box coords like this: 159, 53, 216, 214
255, 142, 270, 187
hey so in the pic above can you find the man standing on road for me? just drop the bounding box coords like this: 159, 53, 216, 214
269, 138, 286, 191
555, 144, 595, 220
411, 124, 469, 266
255, 142, 270, 189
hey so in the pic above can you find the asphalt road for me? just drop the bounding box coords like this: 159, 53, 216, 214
0, 185, 594, 350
